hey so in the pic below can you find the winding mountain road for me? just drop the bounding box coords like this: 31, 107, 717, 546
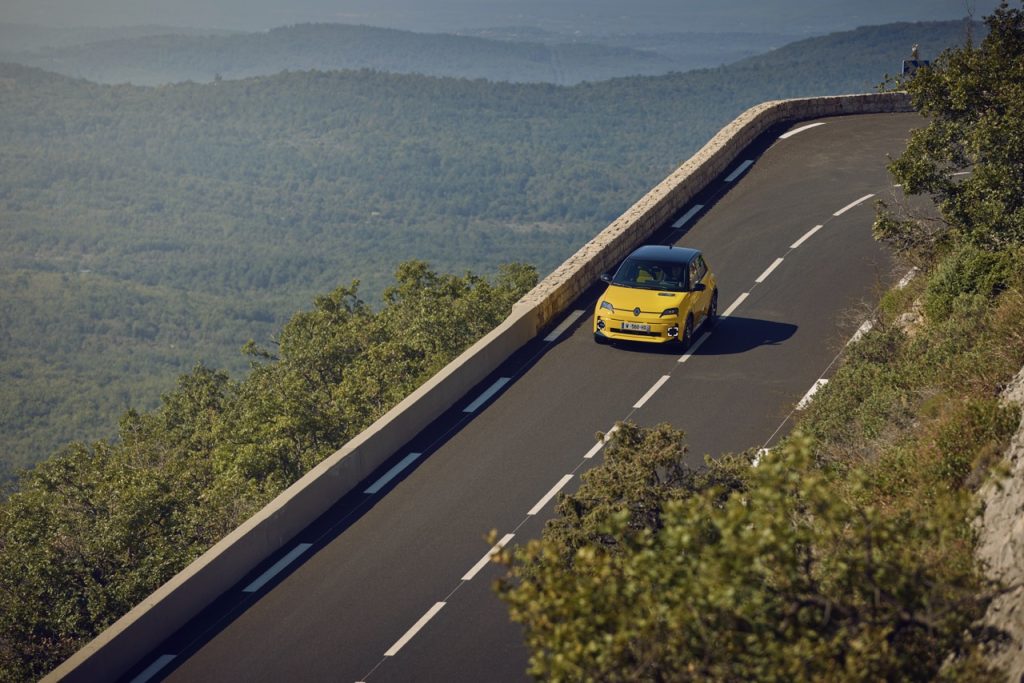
129, 111, 921, 683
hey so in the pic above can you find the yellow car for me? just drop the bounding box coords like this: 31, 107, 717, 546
593, 245, 718, 347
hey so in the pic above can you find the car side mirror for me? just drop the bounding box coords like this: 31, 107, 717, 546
691, 282, 706, 292
600, 273, 612, 283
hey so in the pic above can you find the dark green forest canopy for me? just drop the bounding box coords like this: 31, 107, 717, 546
0, 260, 537, 681
0, 20, 972, 475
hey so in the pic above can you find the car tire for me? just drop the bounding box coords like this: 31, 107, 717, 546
707, 289, 718, 327
681, 315, 694, 349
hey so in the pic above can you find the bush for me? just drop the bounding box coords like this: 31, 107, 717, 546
498, 431, 999, 682
923, 245, 1019, 320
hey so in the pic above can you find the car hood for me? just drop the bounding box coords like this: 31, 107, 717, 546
601, 285, 691, 314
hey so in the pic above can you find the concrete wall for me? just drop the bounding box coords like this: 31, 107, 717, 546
47, 92, 913, 682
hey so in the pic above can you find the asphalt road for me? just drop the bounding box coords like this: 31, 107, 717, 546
132, 111, 921, 683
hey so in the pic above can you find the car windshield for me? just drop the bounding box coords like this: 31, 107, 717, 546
611, 258, 688, 291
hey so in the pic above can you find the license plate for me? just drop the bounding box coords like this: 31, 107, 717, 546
621, 321, 650, 332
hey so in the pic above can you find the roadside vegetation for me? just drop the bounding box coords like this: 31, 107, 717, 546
497, 4, 1024, 680
0, 261, 535, 681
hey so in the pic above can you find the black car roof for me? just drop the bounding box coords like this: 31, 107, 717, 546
626, 244, 700, 264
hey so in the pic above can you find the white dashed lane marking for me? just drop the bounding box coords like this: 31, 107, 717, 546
365, 452, 423, 495
779, 122, 826, 139
463, 377, 511, 413
790, 224, 823, 249
672, 204, 704, 228
633, 375, 671, 409
721, 292, 748, 318
724, 159, 754, 182
755, 258, 784, 283
796, 379, 829, 410
847, 320, 874, 346
462, 534, 515, 582
384, 602, 446, 657
833, 193, 875, 216
897, 267, 918, 289
543, 310, 585, 342
584, 425, 620, 459
528, 475, 573, 516
678, 332, 711, 364
242, 544, 313, 593
130, 655, 176, 683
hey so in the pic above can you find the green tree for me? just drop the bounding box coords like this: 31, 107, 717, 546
875, 2, 1024, 252
0, 261, 536, 681
0, 365, 235, 682
497, 429, 997, 682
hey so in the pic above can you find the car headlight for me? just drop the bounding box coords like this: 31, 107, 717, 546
660, 307, 679, 317
600, 301, 615, 312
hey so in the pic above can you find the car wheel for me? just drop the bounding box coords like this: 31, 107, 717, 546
681, 315, 694, 349
707, 289, 718, 327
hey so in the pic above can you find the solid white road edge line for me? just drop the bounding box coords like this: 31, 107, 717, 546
543, 310, 586, 342
584, 424, 620, 459
462, 533, 515, 581
796, 379, 829, 410
129, 654, 176, 683
633, 375, 671, 409
678, 332, 711, 364
790, 224, 823, 249
384, 602, 446, 657
724, 159, 754, 182
528, 475, 573, 516
242, 543, 314, 593
672, 204, 704, 228
779, 122, 826, 139
755, 258, 784, 283
364, 452, 423, 495
833, 193, 875, 216
721, 292, 749, 318
463, 377, 511, 413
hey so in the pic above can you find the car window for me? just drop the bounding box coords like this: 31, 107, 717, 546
613, 259, 687, 291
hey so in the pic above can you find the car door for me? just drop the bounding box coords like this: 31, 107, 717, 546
690, 256, 712, 319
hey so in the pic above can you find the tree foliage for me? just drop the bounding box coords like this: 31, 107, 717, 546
876, 2, 1024, 252
497, 428, 999, 682
0, 260, 535, 682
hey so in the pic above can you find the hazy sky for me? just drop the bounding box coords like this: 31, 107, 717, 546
0, 0, 1004, 34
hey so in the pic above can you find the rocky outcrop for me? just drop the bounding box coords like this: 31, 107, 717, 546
977, 365, 1024, 681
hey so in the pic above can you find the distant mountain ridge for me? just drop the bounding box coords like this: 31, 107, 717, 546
1, 19, 975, 88
2, 22, 682, 86
0, 22, 236, 53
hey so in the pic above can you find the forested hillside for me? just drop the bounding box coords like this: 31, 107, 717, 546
0, 20, 971, 479
462, 27, 798, 71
